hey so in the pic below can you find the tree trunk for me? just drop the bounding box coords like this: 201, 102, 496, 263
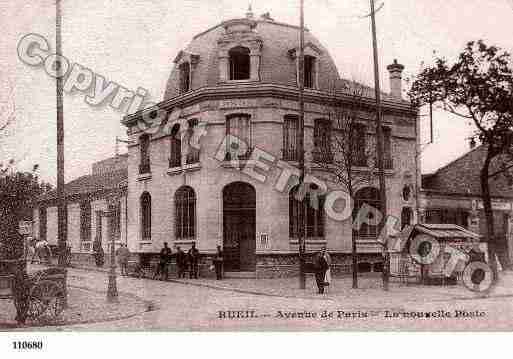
348, 186, 358, 289
480, 152, 498, 281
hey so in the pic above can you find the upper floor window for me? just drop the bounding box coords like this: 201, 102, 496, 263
139, 134, 150, 174
175, 186, 196, 239
283, 115, 299, 161
140, 192, 151, 241
225, 114, 251, 160
304, 55, 316, 89
80, 201, 92, 241
186, 118, 200, 164
383, 127, 392, 169
351, 123, 367, 167
313, 119, 332, 163
179, 62, 191, 93
229, 46, 250, 80
169, 124, 181, 168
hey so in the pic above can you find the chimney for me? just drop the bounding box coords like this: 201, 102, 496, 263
386, 59, 405, 99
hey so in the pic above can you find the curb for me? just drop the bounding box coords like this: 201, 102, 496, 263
0, 284, 155, 330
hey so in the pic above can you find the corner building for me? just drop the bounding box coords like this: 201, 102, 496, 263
122, 13, 419, 278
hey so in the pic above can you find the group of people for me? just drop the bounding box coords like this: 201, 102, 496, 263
155, 242, 202, 281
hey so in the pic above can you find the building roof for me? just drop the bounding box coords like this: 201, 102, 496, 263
422, 145, 513, 198
414, 223, 481, 241
163, 15, 405, 103
38, 168, 127, 203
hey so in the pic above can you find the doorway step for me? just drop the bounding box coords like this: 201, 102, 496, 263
224, 271, 256, 279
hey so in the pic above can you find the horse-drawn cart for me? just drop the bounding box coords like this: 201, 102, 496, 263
0, 259, 66, 322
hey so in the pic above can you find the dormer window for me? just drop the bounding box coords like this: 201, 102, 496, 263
179, 62, 190, 93
289, 42, 322, 90
229, 46, 250, 80
304, 55, 316, 89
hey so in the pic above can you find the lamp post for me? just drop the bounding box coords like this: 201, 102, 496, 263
105, 195, 119, 303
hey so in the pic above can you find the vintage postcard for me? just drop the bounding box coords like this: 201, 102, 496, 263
1, 1, 513, 347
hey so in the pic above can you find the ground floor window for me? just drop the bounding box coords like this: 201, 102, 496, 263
141, 192, 151, 241
353, 187, 382, 239
175, 186, 196, 238
425, 208, 469, 228
289, 185, 325, 239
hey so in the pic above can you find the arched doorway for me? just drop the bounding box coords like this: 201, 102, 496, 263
223, 182, 256, 271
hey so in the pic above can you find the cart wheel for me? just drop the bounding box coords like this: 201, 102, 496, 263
28, 280, 64, 320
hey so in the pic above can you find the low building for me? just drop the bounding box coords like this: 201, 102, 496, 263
34, 155, 128, 265
419, 145, 513, 265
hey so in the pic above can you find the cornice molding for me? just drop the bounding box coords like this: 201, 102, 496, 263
123, 84, 417, 127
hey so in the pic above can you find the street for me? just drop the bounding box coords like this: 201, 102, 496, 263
24, 267, 513, 331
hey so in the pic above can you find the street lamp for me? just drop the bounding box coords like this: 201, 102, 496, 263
105, 195, 119, 303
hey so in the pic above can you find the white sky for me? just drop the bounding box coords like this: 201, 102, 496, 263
1, 0, 513, 183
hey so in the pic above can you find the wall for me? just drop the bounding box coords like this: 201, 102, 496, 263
126, 95, 418, 259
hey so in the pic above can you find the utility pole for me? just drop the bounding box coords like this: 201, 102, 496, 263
297, 0, 306, 290
56, 0, 68, 305
369, 0, 388, 291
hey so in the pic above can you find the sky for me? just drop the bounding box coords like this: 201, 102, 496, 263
1, 0, 513, 184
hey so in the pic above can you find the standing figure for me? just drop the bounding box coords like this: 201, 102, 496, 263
313, 246, 331, 294
213, 245, 224, 280
188, 243, 200, 279
116, 243, 130, 276
92, 238, 105, 267
175, 246, 187, 278
156, 242, 172, 281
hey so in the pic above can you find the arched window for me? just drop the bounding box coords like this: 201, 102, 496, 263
353, 187, 382, 239
283, 115, 299, 161
179, 62, 190, 93
313, 119, 332, 163
225, 114, 251, 160
229, 46, 250, 80
175, 186, 196, 238
140, 192, 151, 241
289, 185, 325, 239
169, 124, 181, 168
139, 134, 150, 174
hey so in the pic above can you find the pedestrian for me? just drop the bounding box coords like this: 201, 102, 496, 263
156, 242, 172, 281
92, 238, 105, 267
116, 243, 130, 276
313, 246, 331, 294
213, 245, 224, 280
188, 242, 200, 279
175, 246, 187, 278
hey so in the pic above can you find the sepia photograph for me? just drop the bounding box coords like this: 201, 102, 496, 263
1, 0, 513, 354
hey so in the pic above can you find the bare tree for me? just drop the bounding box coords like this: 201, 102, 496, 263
316, 78, 377, 289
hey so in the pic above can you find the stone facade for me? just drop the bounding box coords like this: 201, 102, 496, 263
121, 14, 419, 277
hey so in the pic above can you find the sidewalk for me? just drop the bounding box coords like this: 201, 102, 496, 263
169, 271, 513, 305
65, 260, 513, 305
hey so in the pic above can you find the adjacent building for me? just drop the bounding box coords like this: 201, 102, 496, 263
419, 144, 513, 265
34, 155, 128, 265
